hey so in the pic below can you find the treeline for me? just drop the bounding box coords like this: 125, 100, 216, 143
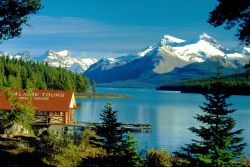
157, 73, 250, 95
0, 56, 89, 92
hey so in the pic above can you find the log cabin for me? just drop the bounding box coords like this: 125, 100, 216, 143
0, 89, 77, 126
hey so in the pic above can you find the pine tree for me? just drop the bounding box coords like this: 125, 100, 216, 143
178, 83, 246, 167
121, 131, 141, 166
0, 56, 90, 92
95, 103, 123, 155
0, 0, 42, 41
208, 0, 250, 45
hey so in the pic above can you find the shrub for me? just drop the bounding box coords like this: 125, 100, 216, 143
144, 149, 172, 167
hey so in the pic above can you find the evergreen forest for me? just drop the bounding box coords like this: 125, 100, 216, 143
0, 56, 90, 92
157, 73, 250, 95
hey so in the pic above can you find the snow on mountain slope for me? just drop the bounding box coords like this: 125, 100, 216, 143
34, 50, 97, 73
57, 50, 70, 57
161, 33, 225, 63
87, 47, 152, 72
70, 57, 98, 73
226, 53, 247, 59
160, 35, 186, 45
243, 47, 250, 53
137, 46, 153, 57
85, 33, 250, 86
156, 33, 248, 64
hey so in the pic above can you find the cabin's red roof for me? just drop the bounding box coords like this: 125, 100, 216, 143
0, 89, 76, 112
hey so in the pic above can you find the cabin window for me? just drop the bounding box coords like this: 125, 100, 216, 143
50, 112, 62, 116
54, 112, 60, 116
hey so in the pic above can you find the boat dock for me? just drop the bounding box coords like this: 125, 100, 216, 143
66, 121, 152, 133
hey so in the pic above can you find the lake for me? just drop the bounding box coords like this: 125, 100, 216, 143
75, 87, 250, 155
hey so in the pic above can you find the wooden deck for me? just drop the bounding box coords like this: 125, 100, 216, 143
66, 121, 152, 133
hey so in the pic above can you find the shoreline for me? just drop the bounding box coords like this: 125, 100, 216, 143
75, 92, 131, 99
156, 88, 250, 96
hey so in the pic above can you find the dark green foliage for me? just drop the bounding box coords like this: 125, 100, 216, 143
95, 103, 123, 155
92, 103, 129, 166
92, 103, 143, 166
0, 56, 90, 92
208, 0, 250, 45
177, 83, 246, 167
35, 132, 69, 164
0, 0, 42, 41
75, 74, 89, 93
121, 131, 141, 166
245, 157, 250, 167
34, 131, 83, 166
82, 103, 144, 166
144, 150, 172, 167
157, 72, 250, 95
0, 88, 35, 133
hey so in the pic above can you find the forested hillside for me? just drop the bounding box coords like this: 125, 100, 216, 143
157, 73, 250, 95
0, 56, 90, 92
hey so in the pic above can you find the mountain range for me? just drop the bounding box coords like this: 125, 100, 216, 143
0, 50, 97, 73
84, 33, 250, 87
1, 33, 250, 88
33, 50, 97, 73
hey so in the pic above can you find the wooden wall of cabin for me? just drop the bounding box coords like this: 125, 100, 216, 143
64, 109, 74, 124
49, 112, 64, 124
69, 109, 74, 123
34, 111, 64, 125
2, 110, 75, 126
34, 111, 47, 124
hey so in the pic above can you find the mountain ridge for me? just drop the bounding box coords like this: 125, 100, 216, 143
84, 33, 250, 87
0, 50, 98, 73
1, 33, 250, 88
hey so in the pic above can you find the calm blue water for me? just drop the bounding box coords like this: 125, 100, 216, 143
75, 87, 250, 155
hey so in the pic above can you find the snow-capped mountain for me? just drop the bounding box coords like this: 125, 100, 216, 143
2, 33, 250, 87
0, 49, 97, 73
160, 34, 186, 46
159, 33, 231, 63
87, 46, 153, 72
84, 33, 250, 87
243, 47, 250, 56
34, 50, 97, 73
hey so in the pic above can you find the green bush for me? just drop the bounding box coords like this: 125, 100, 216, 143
35, 128, 107, 167
144, 150, 172, 167
35, 131, 84, 166
245, 157, 250, 167
172, 156, 191, 167
0, 89, 35, 135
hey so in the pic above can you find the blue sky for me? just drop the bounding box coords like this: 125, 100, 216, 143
0, 0, 242, 58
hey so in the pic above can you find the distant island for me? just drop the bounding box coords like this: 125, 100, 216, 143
157, 73, 250, 95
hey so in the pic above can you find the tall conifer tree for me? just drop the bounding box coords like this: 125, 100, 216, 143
121, 131, 141, 166
178, 82, 246, 167
95, 103, 123, 155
